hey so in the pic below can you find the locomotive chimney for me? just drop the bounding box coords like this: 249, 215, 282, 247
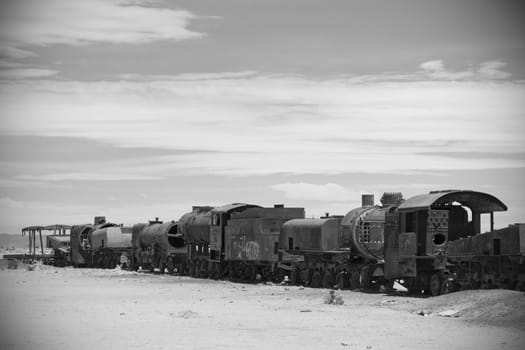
94, 216, 106, 225
361, 194, 374, 207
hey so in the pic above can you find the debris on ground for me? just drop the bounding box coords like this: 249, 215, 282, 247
417, 309, 432, 316
438, 309, 460, 317
324, 290, 344, 305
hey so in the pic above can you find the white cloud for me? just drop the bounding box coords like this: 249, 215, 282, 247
0, 0, 203, 49
419, 59, 510, 81
478, 61, 510, 79
270, 183, 358, 201
0, 70, 523, 177
420, 60, 445, 72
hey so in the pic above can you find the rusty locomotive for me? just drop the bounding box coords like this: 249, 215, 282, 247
44, 189, 524, 295
70, 216, 134, 268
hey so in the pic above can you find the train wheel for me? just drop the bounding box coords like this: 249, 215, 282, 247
290, 269, 299, 285
311, 271, 322, 288
440, 278, 453, 295
349, 272, 360, 290
167, 262, 175, 274
427, 273, 441, 296
159, 263, 166, 274
335, 272, 349, 290
381, 279, 395, 293
322, 271, 334, 289
195, 261, 202, 278
209, 263, 217, 280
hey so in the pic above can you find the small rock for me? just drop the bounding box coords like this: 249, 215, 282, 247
438, 310, 459, 317
341, 342, 348, 347
417, 310, 431, 316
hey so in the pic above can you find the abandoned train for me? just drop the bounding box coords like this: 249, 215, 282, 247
55, 189, 524, 295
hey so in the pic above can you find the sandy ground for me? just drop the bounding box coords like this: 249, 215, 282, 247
0, 262, 524, 350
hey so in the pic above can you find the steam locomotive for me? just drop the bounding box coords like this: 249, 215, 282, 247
64, 189, 524, 295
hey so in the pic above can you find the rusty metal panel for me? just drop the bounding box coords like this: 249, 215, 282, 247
210, 226, 222, 253
399, 232, 417, 257
426, 209, 448, 254
178, 208, 212, 243
398, 190, 507, 212
225, 218, 282, 262
280, 219, 323, 250
91, 227, 132, 249
46, 235, 70, 249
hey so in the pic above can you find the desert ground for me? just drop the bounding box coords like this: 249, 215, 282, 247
0, 261, 524, 350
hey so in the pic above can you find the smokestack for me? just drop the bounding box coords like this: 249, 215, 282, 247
361, 194, 374, 207
94, 216, 106, 225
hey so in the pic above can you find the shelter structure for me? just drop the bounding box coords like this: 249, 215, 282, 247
21, 224, 71, 260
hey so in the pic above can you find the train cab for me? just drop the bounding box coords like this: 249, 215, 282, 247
384, 190, 507, 295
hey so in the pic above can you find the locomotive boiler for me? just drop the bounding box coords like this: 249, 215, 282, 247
131, 218, 185, 273
90, 225, 133, 268
70, 216, 119, 267
279, 192, 404, 290
178, 206, 214, 277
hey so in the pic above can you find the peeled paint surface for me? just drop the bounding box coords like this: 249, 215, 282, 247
0, 264, 524, 350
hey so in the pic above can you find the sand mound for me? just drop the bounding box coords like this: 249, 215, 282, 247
383, 289, 525, 330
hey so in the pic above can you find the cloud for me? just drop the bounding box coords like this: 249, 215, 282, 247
0, 0, 203, 49
0, 197, 24, 209
478, 61, 510, 79
119, 71, 259, 81
0, 68, 58, 79
0, 70, 523, 177
0, 46, 37, 60
270, 183, 358, 201
17, 173, 164, 181
420, 60, 445, 72
418, 59, 510, 81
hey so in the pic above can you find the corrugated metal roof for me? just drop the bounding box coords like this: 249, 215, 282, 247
398, 190, 507, 212
212, 203, 260, 214
22, 224, 71, 232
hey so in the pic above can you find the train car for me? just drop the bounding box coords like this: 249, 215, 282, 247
447, 223, 525, 290
206, 203, 261, 278
131, 218, 185, 273
45, 235, 71, 267
178, 206, 214, 277
90, 225, 134, 268
384, 190, 508, 296
278, 216, 347, 288
70, 216, 118, 267
178, 203, 304, 281
224, 204, 305, 282
278, 192, 403, 290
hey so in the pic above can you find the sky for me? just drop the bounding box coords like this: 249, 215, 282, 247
0, 0, 524, 234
